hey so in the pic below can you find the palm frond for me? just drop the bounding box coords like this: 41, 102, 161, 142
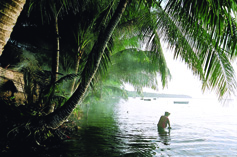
164, 0, 237, 55
146, 31, 171, 87
165, 0, 236, 32
55, 73, 81, 85
154, 8, 204, 78
52, 95, 67, 108
103, 84, 128, 98
156, 6, 236, 97
200, 46, 236, 98
109, 48, 163, 91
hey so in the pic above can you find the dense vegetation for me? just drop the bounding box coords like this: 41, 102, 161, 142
0, 0, 236, 154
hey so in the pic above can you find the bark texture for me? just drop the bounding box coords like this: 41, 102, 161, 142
70, 53, 81, 95
0, 0, 26, 55
44, 0, 130, 129
54, 17, 60, 81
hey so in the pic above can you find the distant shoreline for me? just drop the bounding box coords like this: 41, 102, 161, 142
127, 91, 192, 99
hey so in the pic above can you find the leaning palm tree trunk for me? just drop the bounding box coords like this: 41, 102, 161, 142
44, 0, 129, 129
0, 0, 26, 55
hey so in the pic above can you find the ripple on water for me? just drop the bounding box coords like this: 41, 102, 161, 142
58, 98, 237, 156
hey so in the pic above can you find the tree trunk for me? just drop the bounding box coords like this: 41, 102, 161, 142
44, 0, 130, 129
52, 16, 60, 83
55, 17, 60, 81
0, 0, 26, 55
70, 48, 82, 95
45, 17, 60, 115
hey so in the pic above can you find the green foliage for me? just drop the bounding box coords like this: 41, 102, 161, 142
164, 0, 237, 56
1, 0, 237, 151
3, 0, 237, 125
152, 5, 236, 98
20, 63, 80, 115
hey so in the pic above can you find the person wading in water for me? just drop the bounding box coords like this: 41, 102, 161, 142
157, 112, 171, 133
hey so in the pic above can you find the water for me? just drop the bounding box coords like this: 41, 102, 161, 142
62, 97, 237, 156
115, 98, 237, 156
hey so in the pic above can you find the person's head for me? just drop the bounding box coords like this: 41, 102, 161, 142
165, 112, 170, 117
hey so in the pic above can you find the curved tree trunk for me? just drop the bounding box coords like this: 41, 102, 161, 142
0, 0, 26, 55
44, 0, 130, 129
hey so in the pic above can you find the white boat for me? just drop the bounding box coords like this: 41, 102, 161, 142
173, 101, 189, 104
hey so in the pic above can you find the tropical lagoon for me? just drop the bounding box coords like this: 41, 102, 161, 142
14, 97, 236, 157
1, 1, 237, 157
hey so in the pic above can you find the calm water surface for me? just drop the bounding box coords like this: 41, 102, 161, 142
62, 97, 237, 156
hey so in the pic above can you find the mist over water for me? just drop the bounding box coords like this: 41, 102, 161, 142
59, 97, 237, 156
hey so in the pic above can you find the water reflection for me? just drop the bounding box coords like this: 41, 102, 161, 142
157, 127, 171, 145
58, 98, 237, 156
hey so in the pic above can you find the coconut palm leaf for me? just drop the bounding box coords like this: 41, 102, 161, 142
164, 0, 237, 56
51, 95, 67, 108
145, 31, 171, 87
83, 83, 128, 103
137, 6, 236, 98
123, 5, 203, 88
161, 7, 236, 97
199, 44, 236, 98
112, 6, 171, 90
109, 48, 169, 92
162, 16, 202, 72
55, 73, 81, 85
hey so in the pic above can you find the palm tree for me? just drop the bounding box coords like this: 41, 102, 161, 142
108, 26, 171, 92
27, 0, 70, 82
43, 0, 237, 129
1, 0, 237, 130
0, 0, 26, 55
43, 0, 130, 129
159, 2, 237, 97
121, 0, 237, 98
83, 29, 171, 105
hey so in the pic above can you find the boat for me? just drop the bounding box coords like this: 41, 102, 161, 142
144, 98, 151, 101
173, 101, 189, 104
